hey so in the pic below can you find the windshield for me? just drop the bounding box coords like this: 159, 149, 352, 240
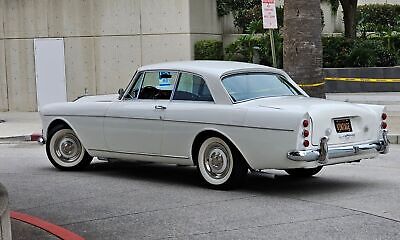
222, 73, 301, 102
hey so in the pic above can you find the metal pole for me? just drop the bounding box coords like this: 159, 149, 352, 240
269, 29, 277, 68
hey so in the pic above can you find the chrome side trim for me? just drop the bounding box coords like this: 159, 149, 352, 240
88, 149, 189, 160
43, 114, 295, 132
288, 130, 389, 163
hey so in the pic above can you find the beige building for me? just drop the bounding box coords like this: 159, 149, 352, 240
0, 0, 397, 111
0, 0, 221, 111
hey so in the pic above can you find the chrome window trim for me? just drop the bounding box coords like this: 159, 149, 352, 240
220, 72, 303, 104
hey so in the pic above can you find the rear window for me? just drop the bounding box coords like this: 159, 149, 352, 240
222, 73, 300, 102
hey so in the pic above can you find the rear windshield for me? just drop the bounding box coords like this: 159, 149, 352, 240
222, 73, 300, 102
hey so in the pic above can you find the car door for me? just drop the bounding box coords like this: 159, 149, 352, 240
104, 71, 178, 157
162, 72, 216, 159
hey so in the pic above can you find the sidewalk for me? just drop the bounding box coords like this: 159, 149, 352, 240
0, 112, 42, 142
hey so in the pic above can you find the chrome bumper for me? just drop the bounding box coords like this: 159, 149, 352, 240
287, 130, 389, 163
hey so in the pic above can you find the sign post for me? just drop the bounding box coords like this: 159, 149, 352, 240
261, 0, 278, 68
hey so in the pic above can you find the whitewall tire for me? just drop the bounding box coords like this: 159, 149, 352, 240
46, 125, 93, 170
197, 137, 247, 189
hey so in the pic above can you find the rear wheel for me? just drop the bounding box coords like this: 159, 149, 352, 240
46, 125, 93, 170
285, 166, 323, 177
197, 137, 247, 189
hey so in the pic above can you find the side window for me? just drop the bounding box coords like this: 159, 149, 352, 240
173, 73, 214, 102
138, 71, 178, 100
124, 73, 144, 100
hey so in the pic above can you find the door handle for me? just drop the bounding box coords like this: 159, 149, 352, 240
154, 105, 167, 110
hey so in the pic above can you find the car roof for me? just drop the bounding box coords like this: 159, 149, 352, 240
138, 60, 283, 78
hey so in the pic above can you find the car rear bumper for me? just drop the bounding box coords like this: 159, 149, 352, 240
287, 130, 389, 163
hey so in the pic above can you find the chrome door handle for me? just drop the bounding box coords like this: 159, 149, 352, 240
154, 105, 167, 110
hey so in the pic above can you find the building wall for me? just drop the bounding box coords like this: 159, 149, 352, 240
0, 0, 222, 111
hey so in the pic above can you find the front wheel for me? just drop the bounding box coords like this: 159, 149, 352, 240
197, 137, 248, 189
285, 166, 323, 177
46, 125, 93, 170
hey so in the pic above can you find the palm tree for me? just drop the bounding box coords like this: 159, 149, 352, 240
283, 0, 324, 98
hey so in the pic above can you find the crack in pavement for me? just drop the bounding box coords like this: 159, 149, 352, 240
279, 196, 400, 224
59, 195, 259, 227
156, 212, 363, 240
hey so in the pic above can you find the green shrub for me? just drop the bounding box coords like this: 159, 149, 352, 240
322, 37, 398, 68
194, 40, 224, 60
322, 37, 355, 68
357, 4, 400, 35
224, 33, 283, 68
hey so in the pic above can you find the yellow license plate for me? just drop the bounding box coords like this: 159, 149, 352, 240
334, 118, 352, 133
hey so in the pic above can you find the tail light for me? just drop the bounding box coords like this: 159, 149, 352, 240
302, 119, 310, 147
381, 112, 387, 129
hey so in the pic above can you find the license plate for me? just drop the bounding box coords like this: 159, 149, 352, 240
334, 118, 352, 133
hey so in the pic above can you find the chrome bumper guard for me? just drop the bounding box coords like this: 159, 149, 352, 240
287, 130, 389, 163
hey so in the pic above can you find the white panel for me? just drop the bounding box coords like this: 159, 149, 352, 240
34, 38, 67, 110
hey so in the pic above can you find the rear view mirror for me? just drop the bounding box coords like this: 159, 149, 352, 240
118, 88, 125, 99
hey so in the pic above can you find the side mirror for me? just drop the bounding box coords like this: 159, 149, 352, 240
118, 88, 125, 99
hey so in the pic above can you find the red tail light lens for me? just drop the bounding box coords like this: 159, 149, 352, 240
303, 120, 309, 128
381, 122, 387, 129
303, 130, 310, 137
382, 113, 387, 120
303, 140, 310, 147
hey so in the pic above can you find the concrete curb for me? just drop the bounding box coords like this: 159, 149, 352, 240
0, 183, 12, 240
0, 132, 42, 143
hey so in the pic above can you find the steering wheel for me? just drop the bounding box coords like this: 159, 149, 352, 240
140, 86, 159, 99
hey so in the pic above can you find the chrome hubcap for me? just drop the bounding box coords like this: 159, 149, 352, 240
204, 143, 230, 179
54, 133, 82, 163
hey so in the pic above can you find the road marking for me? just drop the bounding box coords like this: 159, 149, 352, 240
10, 211, 85, 240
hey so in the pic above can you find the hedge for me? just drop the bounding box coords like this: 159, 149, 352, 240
194, 40, 224, 60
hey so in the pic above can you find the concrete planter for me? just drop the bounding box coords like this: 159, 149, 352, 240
0, 183, 11, 240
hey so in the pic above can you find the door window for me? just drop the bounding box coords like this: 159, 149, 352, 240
138, 71, 178, 100
173, 73, 214, 102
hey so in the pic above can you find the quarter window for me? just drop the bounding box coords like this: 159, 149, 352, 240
173, 73, 213, 102
138, 71, 178, 100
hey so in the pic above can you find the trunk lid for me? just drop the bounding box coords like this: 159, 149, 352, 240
240, 96, 382, 146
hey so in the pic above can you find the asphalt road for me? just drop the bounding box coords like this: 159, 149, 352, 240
1, 142, 400, 240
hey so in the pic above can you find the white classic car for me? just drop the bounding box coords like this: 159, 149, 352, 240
40, 61, 389, 189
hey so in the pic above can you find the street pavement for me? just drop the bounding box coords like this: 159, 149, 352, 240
0, 142, 400, 239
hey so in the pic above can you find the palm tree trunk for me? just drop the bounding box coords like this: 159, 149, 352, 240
340, 0, 358, 39
283, 0, 324, 98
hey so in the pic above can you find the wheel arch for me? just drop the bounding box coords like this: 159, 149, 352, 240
46, 118, 80, 141
190, 129, 251, 170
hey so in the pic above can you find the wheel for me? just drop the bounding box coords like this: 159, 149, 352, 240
46, 125, 93, 170
285, 166, 323, 177
197, 137, 248, 189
